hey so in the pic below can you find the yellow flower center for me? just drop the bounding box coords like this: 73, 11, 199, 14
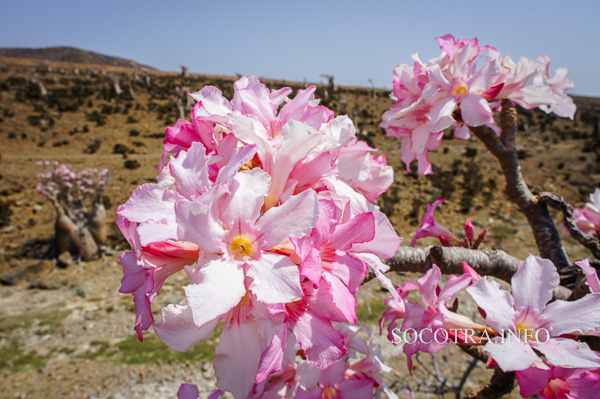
515, 322, 536, 341
454, 83, 468, 98
321, 386, 339, 399
230, 236, 256, 258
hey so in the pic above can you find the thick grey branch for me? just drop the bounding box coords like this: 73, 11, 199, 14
539, 192, 600, 259
470, 100, 570, 270
381, 246, 571, 300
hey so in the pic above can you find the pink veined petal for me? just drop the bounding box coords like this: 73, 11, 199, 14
169, 141, 211, 200
427, 97, 457, 132
215, 144, 258, 185
292, 236, 323, 287
116, 214, 142, 257
219, 168, 271, 230
543, 293, 600, 335
270, 86, 293, 107
411, 124, 432, 155
230, 112, 275, 172
515, 365, 552, 398
304, 279, 354, 324
154, 300, 219, 352
460, 93, 496, 127
567, 371, 600, 398
320, 272, 358, 324
137, 219, 178, 247
246, 253, 303, 304
350, 211, 402, 259
206, 390, 223, 399
255, 324, 287, 383
264, 120, 323, 209
188, 85, 232, 122
336, 141, 372, 183
118, 184, 178, 224
118, 252, 147, 294
467, 277, 517, 332
257, 188, 320, 249
313, 199, 339, 245
320, 359, 347, 387
164, 119, 201, 154
417, 265, 442, 308
512, 255, 559, 313
453, 123, 471, 139
438, 273, 472, 304
576, 259, 600, 293
214, 319, 264, 399
184, 258, 246, 328
291, 309, 347, 370
533, 338, 600, 369
279, 86, 317, 124
296, 358, 323, 390
328, 252, 368, 293
177, 384, 200, 399
329, 212, 376, 251
289, 151, 333, 193
484, 336, 540, 371
232, 76, 278, 127
175, 199, 225, 254
337, 377, 376, 398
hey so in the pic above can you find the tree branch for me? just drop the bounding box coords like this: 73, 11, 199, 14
466, 368, 516, 399
381, 246, 572, 300
470, 100, 570, 270
538, 191, 600, 259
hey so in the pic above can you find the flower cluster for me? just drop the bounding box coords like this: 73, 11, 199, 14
36, 161, 109, 207
380, 255, 600, 397
410, 198, 487, 248
381, 34, 576, 174
571, 188, 600, 238
179, 324, 395, 399
116, 76, 401, 398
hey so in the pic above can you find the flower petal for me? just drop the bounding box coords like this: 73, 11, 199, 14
543, 293, 600, 336
484, 337, 540, 371
467, 277, 517, 332
534, 338, 600, 369
184, 259, 246, 328
246, 253, 303, 304
214, 319, 263, 399
154, 300, 219, 352
257, 188, 319, 249
512, 255, 559, 313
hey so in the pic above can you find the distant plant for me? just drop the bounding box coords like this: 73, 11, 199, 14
36, 161, 109, 261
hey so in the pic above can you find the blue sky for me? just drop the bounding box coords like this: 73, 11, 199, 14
1, 0, 598, 96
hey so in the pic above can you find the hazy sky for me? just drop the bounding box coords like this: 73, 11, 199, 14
1, 0, 598, 96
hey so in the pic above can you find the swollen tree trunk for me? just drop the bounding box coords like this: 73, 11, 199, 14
54, 206, 98, 261
87, 202, 107, 246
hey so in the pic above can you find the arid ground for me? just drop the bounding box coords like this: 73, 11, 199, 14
1, 56, 599, 398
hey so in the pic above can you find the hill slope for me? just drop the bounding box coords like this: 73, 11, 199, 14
0, 46, 153, 69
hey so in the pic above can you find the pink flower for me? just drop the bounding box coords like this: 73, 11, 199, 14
155, 277, 287, 399
396, 265, 485, 372
570, 188, 600, 237
410, 198, 456, 246
576, 259, 600, 294
516, 362, 600, 399
467, 255, 600, 371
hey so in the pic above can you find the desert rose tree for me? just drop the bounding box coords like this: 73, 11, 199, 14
37, 162, 109, 261
116, 35, 600, 399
